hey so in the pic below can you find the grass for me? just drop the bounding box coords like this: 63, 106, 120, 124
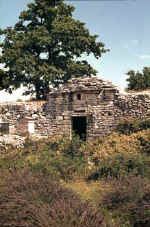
65, 180, 101, 204
64, 179, 115, 211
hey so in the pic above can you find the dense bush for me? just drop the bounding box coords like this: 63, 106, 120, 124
115, 117, 150, 135
101, 173, 150, 226
0, 169, 106, 227
2, 130, 150, 182
0, 135, 90, 181
81, 129, 150, 180
87, 150, 150, 180
45, 134, 84, 158
28, 135, 90, 181
80, 131, 142, 164
32, 148, 88, 181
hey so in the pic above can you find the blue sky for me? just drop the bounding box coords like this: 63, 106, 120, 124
0, 0, 150, 100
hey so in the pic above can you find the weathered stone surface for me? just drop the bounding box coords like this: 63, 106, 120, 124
1, 77, 150, 140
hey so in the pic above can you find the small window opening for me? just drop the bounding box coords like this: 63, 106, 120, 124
69, 92, 73, 102
77, 93, 81, 100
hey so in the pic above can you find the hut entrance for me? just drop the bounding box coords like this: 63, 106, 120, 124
72, 116, 87, 140
0, 123, 9, 135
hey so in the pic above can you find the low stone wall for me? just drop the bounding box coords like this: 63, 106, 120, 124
1, 85, 150, 140
0, 101, 47, 136
88, 94, 150, 139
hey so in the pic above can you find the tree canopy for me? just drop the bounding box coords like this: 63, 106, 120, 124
0, 0, 108, 100
126, 67, 150, 91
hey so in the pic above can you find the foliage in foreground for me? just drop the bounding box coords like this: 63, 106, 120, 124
101, 173, 150, 226
81, 129, 150, 180
1, 126, 150, 181
0, 168, 106, 227
1, 118, 150, 226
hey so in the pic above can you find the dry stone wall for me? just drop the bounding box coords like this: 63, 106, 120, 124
1, 77, 150, 140
0, 101, 49, 138
44, 77, 150, 139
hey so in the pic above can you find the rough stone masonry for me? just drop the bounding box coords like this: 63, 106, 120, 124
1, 76, 150, 140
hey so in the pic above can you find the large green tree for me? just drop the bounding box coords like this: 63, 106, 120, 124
126, 67, 150, 91
0, 0, 108, 100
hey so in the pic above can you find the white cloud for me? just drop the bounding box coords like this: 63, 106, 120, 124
139, 54, 150, 59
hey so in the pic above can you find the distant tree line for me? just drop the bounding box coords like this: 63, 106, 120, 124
126, 67, 150, 91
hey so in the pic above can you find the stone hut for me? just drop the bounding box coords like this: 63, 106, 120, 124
1, 76, 150, 140
44, 76, 150, 140
45, 77, 120, 140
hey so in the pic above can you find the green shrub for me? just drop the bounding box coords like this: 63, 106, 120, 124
87, 151, 150, 180
137, 134, 150, 154
0, 136, 90, 181
116, 117, 150, 135
115, 118, 139, 135
46, 134, 84, 158
27, 135, 89, 181
32, 148, 88, 181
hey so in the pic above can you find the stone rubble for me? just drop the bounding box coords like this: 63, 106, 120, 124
0, 135, 25, 153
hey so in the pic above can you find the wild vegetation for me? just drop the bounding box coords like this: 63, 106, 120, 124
1, 118, 150, 226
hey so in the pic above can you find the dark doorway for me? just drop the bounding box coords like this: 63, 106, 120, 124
72, 116, 87, 140
0, 123, 9, 135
